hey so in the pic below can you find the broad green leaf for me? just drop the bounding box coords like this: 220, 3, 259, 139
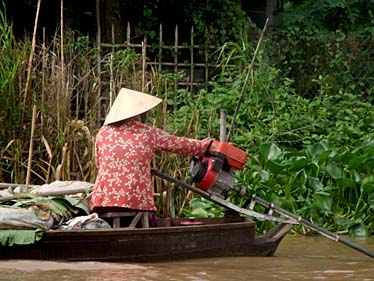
289, 156, 309, 171
307, 176, 324, 191
0, 229, 44, 246
337, 178, 356, 189
190, 207, 209, 218
362, 176, 374, 192
362, 157, 374, 169
335, 217, 352, 227
259, 170, 270, 182
284, 183, 292, 199
326, 161, 342, 179
189, 198, 211, 209
64, 197, 90, 215
368, 193, 374, 208
316, 149, 333, 163
296, 183, 307, 194
313, 194, 332, 212
266, 160, 285, 174
305, 162, 320, 177
259, 143, 282, 161
309, 140, 329, 160
295, 169, 307, 185
353, 170, 362, 184
274, 174, 287, 185
348, 155, 366, 169
350, 223, 369, 237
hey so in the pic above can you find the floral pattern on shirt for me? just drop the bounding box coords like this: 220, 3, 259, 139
91, 119, 209, 211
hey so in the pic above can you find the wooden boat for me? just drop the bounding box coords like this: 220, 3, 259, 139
0, 217, 292, 262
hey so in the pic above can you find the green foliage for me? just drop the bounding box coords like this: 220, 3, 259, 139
0, 229, 44, 246
0, 6, 28, 184
182, 197, 225, 218
116, 0, 253, 47
180, 32, 373, 236
271, 0, 374, 98
11, 196, 89, 221
240, 139, 374, 236
183, 0, 254, 46
280, 0, 374, 33
202, 37, 374, 150
0, 5, 24, 141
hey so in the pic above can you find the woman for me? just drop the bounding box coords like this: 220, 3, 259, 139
91, 88, 212, 224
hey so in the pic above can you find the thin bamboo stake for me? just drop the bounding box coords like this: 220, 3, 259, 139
127, 22, 131, 51
109, 23, 115, 106
41, 28, 46, 130
204, 27, 209, 92
126, 22, 131, 88
25, 105, 37, 191
60, 0, 65, 124
174, 25, 178, 95
190, 26, 194, 92
96, 0, 102, 123
158, 24, 163, 72
142, 33, 147, 91
226, 18, 269, 142
22, 0, 41, 122
220, 109, 227, 142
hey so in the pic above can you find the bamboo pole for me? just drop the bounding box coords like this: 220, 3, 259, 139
174, 25, 178, 95
190, 26, 194, 92
158, 24, 163, 72
109, 23, 115, 106
25, 105, 37, 191
220, 109, 227, 142
127, 22, 131, 52
226, 18, 269, 142
57, 0, 67, 129
96, 0, 102, 123
142, 34, 147, 91
204, 27, 209, 92
41, 28, 46, 130
22, 0, 41, 124
60, 0, 65, 102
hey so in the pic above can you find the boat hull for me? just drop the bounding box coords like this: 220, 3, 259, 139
0, 217, 291, 262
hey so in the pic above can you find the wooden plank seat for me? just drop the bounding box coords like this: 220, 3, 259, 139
100, 212, 149, 228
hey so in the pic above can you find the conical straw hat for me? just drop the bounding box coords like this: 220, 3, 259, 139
104, 88, 162, 125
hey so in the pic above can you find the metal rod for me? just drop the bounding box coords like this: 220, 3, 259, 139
151, 169, 295, 224
251, 195, 374, 258
151, 169, 374, 259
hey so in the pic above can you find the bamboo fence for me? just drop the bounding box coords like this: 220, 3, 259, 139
95, 20, 221, 121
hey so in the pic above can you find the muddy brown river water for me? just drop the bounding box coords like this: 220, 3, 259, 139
0, 235, 373, 281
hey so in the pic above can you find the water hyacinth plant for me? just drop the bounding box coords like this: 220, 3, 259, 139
236, 139, 374, 236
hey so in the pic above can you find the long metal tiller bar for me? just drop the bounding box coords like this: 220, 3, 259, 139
152, 169, 374, 259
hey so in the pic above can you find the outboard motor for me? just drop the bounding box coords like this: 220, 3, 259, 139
189, 140, 247, 198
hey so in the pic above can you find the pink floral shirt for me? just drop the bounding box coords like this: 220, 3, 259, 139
91, 119, 210, 211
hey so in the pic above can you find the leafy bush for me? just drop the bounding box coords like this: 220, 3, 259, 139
270, 0, 374, 99
180, 33, 373, 235
239, 139, 374, 236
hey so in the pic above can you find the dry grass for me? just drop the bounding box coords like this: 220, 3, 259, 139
0, 28, 213, 217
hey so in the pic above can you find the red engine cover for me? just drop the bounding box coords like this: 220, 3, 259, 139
196, 157, 219, 191
208, 140, 247, 170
